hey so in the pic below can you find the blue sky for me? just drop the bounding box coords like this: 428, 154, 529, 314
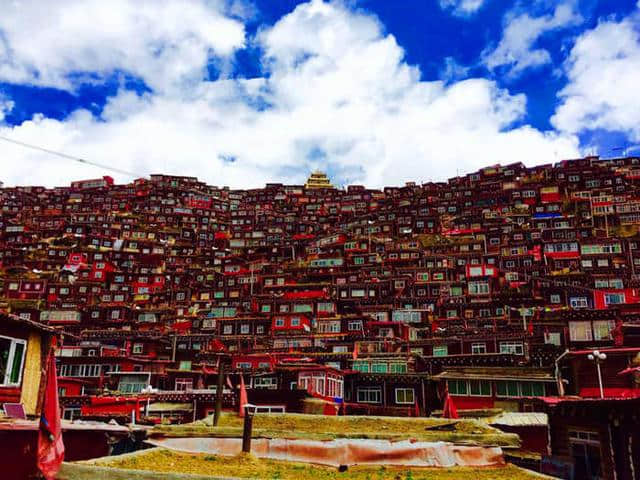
0, 0, 639, 188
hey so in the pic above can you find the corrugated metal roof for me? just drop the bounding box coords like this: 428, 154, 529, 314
488, 412, 548, 427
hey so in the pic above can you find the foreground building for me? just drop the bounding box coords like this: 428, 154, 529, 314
2, 159, 640, 475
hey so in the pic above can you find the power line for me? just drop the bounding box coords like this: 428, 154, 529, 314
0, 134, 224, 201
0, 134, 141, 178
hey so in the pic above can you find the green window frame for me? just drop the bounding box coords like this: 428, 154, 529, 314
433, 345, 448, 357
390, 363, 407, 373
448, 379, 468, 396
469, 380, 491, 396
371, 363, 388, 373
352, 361, 369, 373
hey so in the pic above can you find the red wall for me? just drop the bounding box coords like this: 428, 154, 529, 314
449, 395, 495, 409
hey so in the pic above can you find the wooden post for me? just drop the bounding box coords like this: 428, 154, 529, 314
213, 365, 224, 427
242, 407, 253, 453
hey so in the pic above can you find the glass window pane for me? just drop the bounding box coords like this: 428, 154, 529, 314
470, 380, 480, 395
0, 338, 11, 383
481, 381, 491, 396
532, 383, 544, 396
496, 381, 507, 396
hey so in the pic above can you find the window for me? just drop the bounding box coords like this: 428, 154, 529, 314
605, 293, 625, 305
357, 387, 382, 403
496, 380, 519, 397
469, 380, 491, 396
609, 279, 624, 289
293, 304, 312, 313
254, 377, 277, 389
471, 343, 486, 354
348, 321, 363, 331
570, 297, 589, 309
175, 378, 193, 391
290, 317, 300, 327
499, 341, 524, 355
593, 320, 614, 340
371, 363, 388, 373
179, 361, 192, 371
0, 335, 26, 386
236, 362, 252, 370
569, 321, 593, 342
390, 363, 407, 373
63, 408, 81, 421
550, 294, 561, 304
240, 324, 250, 334
275, 318, 285, 327
468, 282, 489, 295
569, 429, 603, 479
352, 361, 369, 373
520, 382, 545, 396
497, 381, 544, 397
395, 388, 415, 404
132, 343, 143, 354
450, 286, 463, 296
433, 345, 448, 357
448, 379, 468, 395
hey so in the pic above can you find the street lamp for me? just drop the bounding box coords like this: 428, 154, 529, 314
587, 350, 607, 399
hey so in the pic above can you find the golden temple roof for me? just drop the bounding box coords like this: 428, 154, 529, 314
305, 170, 334, 189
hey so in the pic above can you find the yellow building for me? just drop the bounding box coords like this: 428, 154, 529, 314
305, 171, 334, 189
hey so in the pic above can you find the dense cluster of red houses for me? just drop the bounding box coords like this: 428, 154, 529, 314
2, 157, 640, 477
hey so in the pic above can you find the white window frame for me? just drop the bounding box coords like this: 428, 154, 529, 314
0, 335, 27, 386
357, 387, 382, 404
395, 388, 415, 404
499, 341, 524, 355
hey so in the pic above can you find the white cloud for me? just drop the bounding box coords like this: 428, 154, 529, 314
0, 0, 580, 189
552, 9, 640, 141
484, 2, 582, 76
0, 93, 14, 122
440, 57, 471, 83
0, 0, 245, 92
439, 0, 485, 17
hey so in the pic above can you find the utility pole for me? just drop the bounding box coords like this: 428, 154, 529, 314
242, 405, 255, 453
213, 364, 224, 426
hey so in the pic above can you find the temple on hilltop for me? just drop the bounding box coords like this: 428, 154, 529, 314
305, 170, 334, 189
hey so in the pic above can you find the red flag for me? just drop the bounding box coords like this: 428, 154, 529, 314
38, 349, 65, 479
352, 342, 359, 360
442, 385, 458, 419
238, 374, 248, 418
